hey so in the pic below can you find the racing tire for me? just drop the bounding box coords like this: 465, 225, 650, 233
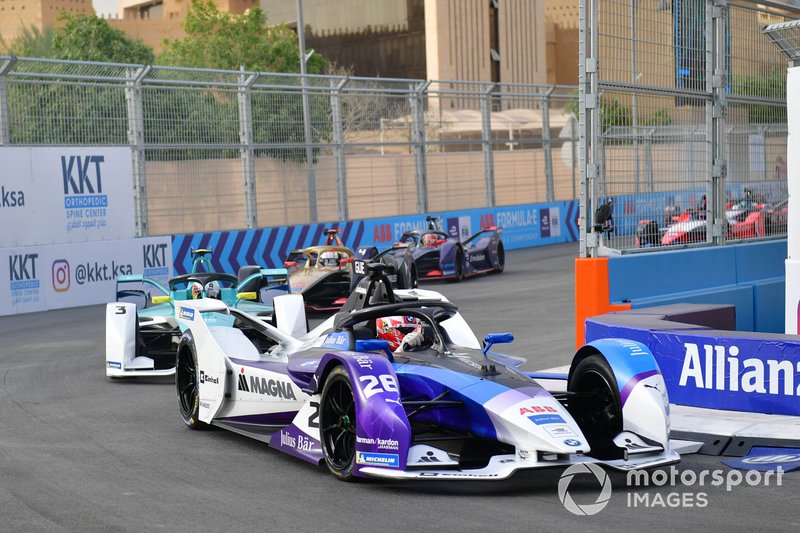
494, 242, 505, 273
567, 354, 623, 460
176, 336, 208, 430
449, 248, 464, 283
410, 265, 418, 289
320, 365, 358, 481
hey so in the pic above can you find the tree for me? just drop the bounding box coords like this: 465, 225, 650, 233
159, 0, 325, 73
53, 13, 154, 64
0, 25, 55, 57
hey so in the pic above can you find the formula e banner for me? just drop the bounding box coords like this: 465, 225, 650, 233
0, 237, 171, 317
586, 319, 800, 416
171, 200, 579, 274
0, 147, 135, 247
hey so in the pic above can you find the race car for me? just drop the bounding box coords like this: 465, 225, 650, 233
173, 262, 678, 481
359, 216, 505, 282
636, 197, 787, 247
284, 228, 414, 313
106, 248, 289, 378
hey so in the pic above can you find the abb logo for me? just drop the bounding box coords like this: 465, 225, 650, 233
519, 405, 557, 416
480, 213, 495, 229
373, 224, 392, 243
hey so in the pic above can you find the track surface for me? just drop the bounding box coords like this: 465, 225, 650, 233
1, 243, 797, 532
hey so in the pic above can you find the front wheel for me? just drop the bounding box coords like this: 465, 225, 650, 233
567, 354, 622, 460
320, 366, 358, 481
176, 338, 207, 430
494, 242, 505, 273
449, 248, 464, 283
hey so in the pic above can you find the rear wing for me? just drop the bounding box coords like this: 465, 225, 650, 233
463, 225, 503, 245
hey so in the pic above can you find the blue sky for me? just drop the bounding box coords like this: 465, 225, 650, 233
93, 0, 117, 17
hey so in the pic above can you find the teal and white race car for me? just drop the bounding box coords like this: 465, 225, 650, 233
105, 249, 290, 378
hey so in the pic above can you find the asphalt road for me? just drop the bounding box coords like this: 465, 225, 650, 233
1, 242, 797, 532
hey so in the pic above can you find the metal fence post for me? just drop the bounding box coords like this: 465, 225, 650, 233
410, 81, 431, 214
330, 78, 349, 221
125, 65, 150, 237
480, 83, 497, 207
709, 0, 728, 245
579, 0, 600, 257
238, 69, 258, 230
542, 86, 556, 202
0, 57, 16, 145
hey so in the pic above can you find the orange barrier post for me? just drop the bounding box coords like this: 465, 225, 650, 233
574, 257, 631, 350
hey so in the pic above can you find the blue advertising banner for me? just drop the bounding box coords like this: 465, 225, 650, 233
172, 200, 579, 275
585, 317, 800, 417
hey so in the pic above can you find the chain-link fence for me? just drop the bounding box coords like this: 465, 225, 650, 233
0, 55, 579, 237
580, 0, 796, 256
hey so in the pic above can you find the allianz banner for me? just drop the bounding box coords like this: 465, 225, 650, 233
0, 237, 171, 317
586, 320, 800, 417
0, 147, 135, 247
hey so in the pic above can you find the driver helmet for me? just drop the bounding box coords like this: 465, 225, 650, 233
376, 316, 421, 351
319, 250, 340, 267
422, 233, 438, 247
190, 282, 203, 299
205, 280, 221, 299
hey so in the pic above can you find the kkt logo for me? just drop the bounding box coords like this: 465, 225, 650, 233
10, 253, 38, 282
9, 253, 40, 305
143, 243, 169, 278
61, 155, 108, 209
52, 259, 70, 292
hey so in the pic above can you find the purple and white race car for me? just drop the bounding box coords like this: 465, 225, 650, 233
175, 264, 678, 481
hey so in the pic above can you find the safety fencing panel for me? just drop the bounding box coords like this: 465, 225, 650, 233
580, 0, 796, 256
170, 201, 579, 275
0, 56, 579, 240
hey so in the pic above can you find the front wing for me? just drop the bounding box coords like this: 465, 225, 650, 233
359, 448, 680, 480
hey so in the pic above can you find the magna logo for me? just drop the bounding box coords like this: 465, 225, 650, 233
237, 369, 298, 400
61, 155, 108, 209
143, 243, 168, 278
0, 186, 25, 208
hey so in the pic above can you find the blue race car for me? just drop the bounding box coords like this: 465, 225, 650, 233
105, 249, 290, 378
358, 216, 504, 283
173, 263, 678, 481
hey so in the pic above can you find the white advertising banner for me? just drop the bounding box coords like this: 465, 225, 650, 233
0, 147, 135, 247
0, 237, 172, 317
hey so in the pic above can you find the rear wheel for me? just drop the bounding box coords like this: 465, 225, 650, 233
320, 366, 358, 481
567, 354, 622, 460
176, 339, 207, 430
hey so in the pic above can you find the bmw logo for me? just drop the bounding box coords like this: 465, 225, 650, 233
564, 439, 582, 447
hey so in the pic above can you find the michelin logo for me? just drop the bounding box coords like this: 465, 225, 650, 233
356, 451, 400, 468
